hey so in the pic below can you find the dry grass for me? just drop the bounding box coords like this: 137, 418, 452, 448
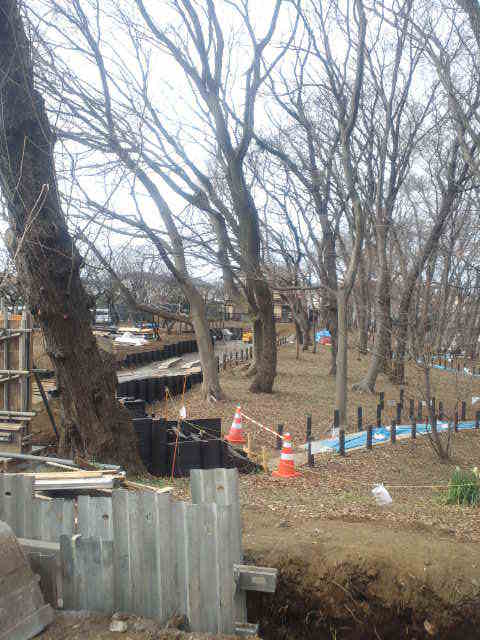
151, 339, 480, 545
152, 339, 480, 448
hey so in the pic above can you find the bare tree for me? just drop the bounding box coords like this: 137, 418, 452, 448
0, 0, 143, 470
30, 0, 297, 393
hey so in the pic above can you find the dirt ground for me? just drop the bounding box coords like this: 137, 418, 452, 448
152, 338, 480, 451
38, 612, 252, 640
31, 336, 480, 639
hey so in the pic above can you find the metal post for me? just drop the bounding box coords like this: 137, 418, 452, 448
417, 400, 422, 422
409, 398, 414, 419
276, 424, 284, 450
334, 409, 340, 432
438, 401, 444, 420
454, 412, 459, 432
411, 419, 416, 440
399, 388, 404, 409
366, 426, 373, 450
306, 415, 314, 467
390, 420, 396, 444
396, 403, 402, 425
475, 411, 480, 429
339, 430, 345, 456
461, 401, 466, 421
357, 406, 363, 432
379, 391, 385, 410
376, 404, 382, 428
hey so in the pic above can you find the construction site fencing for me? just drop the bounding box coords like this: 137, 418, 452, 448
0, 469, 267, 635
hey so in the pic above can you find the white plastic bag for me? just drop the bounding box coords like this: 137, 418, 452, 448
372, 483, 392, 506
179, 406, 187, 419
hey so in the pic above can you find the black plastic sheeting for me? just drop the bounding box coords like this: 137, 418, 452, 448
117, 371, 203, 403
123, 414, 226, 476
122, 339, 198, 368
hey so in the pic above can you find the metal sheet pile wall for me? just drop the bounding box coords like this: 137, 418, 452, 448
0, 469, 249, 634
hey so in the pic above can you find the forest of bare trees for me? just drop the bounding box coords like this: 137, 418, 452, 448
1, 0, 480, 464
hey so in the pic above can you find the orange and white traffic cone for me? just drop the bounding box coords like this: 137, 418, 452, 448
272, 432, 302, 478
225, 405, 246, 444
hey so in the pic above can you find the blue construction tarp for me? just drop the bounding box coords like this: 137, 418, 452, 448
315, 329, 331, 342
305, 420, 477, 455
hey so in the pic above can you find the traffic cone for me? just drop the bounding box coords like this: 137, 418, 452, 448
272, 432, 302, 478
225, 405, 246, 444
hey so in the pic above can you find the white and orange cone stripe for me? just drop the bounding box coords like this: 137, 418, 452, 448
272, 432, 301, 478
225, 405, 246, 444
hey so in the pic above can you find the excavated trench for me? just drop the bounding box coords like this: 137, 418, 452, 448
243, 520, 480, 640
247, 564, 479, 639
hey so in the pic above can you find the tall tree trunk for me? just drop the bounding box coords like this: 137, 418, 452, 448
352, 239, 391, 393
392, 187, 458, 382
354, 253, 370, 355
188, 288, 224, 400
335, 288, 348, 427
250, 281, 277, 393
0, 0, 143, 471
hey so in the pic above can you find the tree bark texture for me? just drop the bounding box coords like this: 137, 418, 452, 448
335, 288, 348, 428
0, 0, 143, 471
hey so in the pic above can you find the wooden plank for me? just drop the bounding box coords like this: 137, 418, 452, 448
129, 491, 144, 616
60, 535, 77, 610
31, 497, 75, 542
122, 480, 172, 493
233, 565, 278, 593
215, 504, 235, 634
198, 504, 219, 633
100, 538, 115, 612
190, 469, 246, 623
112, 489, 132, 612
139, 491, 157, 619
172, 501, 188, 620
185, 504, 202, 631
77, 496, 113, 540
154, 491, 174, 621
15, 475, 34, 538
2, 300, 8, 412
2, 474, 18, 532
80, 537, 114, 613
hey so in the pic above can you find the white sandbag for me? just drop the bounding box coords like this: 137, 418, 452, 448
372, 483, 392, 506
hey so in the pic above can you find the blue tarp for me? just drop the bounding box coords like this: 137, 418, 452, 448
315, 329, 331, 342
432, 364, 480, 377
306, 420, 477, 455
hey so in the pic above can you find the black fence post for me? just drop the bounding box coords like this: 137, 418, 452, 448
461, 401, 466, 421
276, 424, 284, 450
339, 429, 345, 456
379, 391, 385, 410
396, 402, 402, 425
357, 406, 363, 432
399, 388, 404, 409
216, 356, 220, 373
376, 404, 382, 428
334, 409, 340, 432
306, 415, 314, 467
476, 411, 480, 429
411, 418, 417, 440
390, 420, 396, 444
417, 400, 422, 422
366, 425, 373, 450
431, 397, 436, 415
438, 401, 444, 420
454, 412, 459, 433
409, 398, 414, 420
